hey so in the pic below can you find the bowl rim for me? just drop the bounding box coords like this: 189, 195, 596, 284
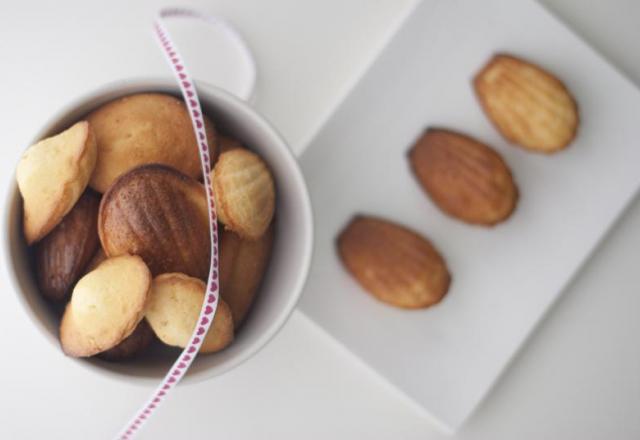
2, 77, 314, 385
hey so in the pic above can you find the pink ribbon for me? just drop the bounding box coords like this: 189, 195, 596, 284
117, 8, 255, 439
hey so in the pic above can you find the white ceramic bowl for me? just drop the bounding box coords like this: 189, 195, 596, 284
3, 78, 313, 384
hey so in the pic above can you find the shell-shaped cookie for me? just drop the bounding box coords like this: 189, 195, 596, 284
98, 164, 211, 280
337, 216, 450, 309
408, 128, 518, 226
211, 149, 275, 240
17, 121, 97, 244
35, 190, 101, 302
87, 93, 217, 193
474, 53, 578, 153
145, 273, 234, 353
220, 223, 274, 327
60, 255, 151, 357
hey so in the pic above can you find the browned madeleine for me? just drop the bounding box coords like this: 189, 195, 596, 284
98, 164, 210, 279
337, 216, 450, 309
409, 128, 518, 226
220, 223, 274, 327
98, 320, 155, 362
35, 191, 100, 302
474, 53, 579, 153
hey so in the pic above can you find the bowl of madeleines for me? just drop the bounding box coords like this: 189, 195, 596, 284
4, 78, 313, 381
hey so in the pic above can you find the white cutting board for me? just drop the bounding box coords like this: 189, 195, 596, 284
298, 0, 640, 433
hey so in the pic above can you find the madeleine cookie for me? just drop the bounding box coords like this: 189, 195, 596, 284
87, 93, 217, 193
99, 320, 155, 361
474, 53, 578, 153
211, 149, 275, 240
17, 121, 97, 244
408, 128, 518, 225
98, 164, 210, 279
145, 273, 234, 353
220, 224, 274, 327
337, 216, 450, 309
35, 191, 100, 302
60, 255, 151, 357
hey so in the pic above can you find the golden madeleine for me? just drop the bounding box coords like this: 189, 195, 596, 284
408, 128, 518, 226
337, 216, 450, 309
145, 273, 234, 353
87, 93, 216, 193
17, 121, 97, 244
60, 255, 151, 357
35, 191, 100, 302
474, 53, 578, 153
98, 164, 211, 279
210, 149, 275, 240
220, 224, 274, 327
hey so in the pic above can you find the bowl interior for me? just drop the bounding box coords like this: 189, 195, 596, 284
6, 79, 313, 383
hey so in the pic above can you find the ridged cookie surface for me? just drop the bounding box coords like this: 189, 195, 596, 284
409, 128, 518, 225
211, 149, 275, 240
474, 54, 578, 153
35, 191, 100, 301
98, 164, 210, 279
337, 216, 450, 309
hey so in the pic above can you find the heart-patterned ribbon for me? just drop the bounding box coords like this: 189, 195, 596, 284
116, 8, 256, 439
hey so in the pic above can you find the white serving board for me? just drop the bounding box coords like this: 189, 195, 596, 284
298, 0, 640, 433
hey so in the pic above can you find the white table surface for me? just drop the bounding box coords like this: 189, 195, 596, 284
1, 1, 638, 438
